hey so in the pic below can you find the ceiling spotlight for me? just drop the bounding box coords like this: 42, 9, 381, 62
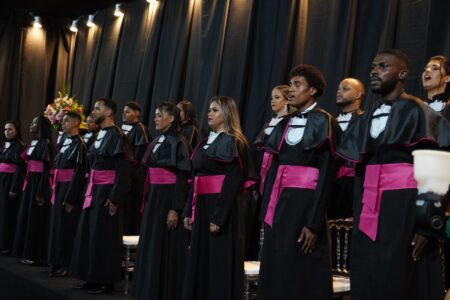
87, 15, 95, 28
114, 4, 124, 17
70, 20, 78, 32
147, 0, 157, 4
33, 16, 42, 28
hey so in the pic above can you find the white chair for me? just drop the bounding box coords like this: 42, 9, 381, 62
122, 235, 139, 295
243, 261, 350, 300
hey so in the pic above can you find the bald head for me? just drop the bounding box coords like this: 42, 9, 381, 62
336, 78, 365, 111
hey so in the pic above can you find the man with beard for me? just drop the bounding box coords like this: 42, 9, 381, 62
71, 98, 133, 294
257, 64, 341, 300
47, 112, 87, 277
329, 78, 365, 219
121, 101, 151, 234
338, 49, 450, 300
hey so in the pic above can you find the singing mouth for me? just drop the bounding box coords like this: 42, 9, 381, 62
423, 74, 432, 81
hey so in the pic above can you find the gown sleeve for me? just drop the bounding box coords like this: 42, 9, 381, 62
210, 158, 244, 227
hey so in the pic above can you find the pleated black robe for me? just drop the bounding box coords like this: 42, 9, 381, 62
122, 122, 150, 235
328, 110, 363, 220
0, 139, 26, 251
337, 94, 450, 300
257, 107, 341, 300
70, 125, 133, 284
12, 138, 54, 263
82, 131, 98, 150
182, 133, 255, 300
132, 131, 190, 300
47, 135, 87, 268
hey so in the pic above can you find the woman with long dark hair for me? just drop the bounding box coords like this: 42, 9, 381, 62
182, 96, 256, 300
0, 121, 26, 255
132, 102, 191, 300
177, 100, 201, 148
12, 115, 54, 264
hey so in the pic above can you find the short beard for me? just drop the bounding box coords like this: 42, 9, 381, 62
95, 116, 105, 125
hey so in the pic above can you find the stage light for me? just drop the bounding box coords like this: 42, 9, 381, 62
147, 0, 157, 4
87, 15, 96, 27
70, 20, 78, 32
33, 16, 42, 29
114, 4, 124, 17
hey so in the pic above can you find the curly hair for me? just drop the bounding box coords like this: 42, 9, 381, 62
288, 64, 326, 98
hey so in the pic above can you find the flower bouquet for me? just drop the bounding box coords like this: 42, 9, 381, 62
44, 91, 85, 131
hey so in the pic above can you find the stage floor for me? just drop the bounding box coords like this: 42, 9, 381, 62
0, 256, 132, 300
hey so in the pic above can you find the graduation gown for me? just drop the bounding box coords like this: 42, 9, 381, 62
12, 138, 53, 262
426, 92, 450, 122
0, 139, 26, 250
82, 131, 98, 150
70, 125, 133, 283
181, 123, 201, 149
132, 131, 190, 300
257, 106, 341, 300
122, 122, 151, 235
182, 132, 255, 300
47, 135, 87, 267
328, 110, 364, 220
337, 93, 450, 300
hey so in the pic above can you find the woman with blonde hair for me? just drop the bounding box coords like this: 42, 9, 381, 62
182, 96, 256, 300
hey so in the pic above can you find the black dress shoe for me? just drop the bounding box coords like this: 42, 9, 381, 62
73, 282, 93, 290
49, 267, 69, 277
19, 259, 35, 265
87, 284, 113, 294
0, 249, 10, 255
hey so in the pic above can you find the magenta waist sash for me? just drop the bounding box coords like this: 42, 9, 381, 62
140, 167, 177, 213
336, 166, 355, 179
259, 152, 274, 195
83, 169, 116, 209
359, 163, 416, 241
264, 165, 319, 226
51, 169, 75, 205
0, 162, 17, 173
22, 160, 45, 191
147, 167, 177, 185
190, 175, 225, 224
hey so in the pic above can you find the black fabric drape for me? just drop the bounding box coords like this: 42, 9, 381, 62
1, 0, 449, 143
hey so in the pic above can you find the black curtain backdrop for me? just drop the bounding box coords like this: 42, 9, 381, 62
1, 0, 449, 142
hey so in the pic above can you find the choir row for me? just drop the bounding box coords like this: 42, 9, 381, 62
0, 48, 449, 299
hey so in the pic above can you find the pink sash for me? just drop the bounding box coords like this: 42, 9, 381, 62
359, 163, 416, 241
148, 167, 177, 185
51, 169, 75, 205
140, 168, 178, 213
259, 152, 274, 195
83, 169, 116, 209
264, 165, 319, 226
0, 162, 17, 173
190, 175, 225, 224
22, 160, 45, 191
336, 166, 355, 179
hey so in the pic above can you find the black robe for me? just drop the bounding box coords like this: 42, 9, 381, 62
0, 139, 26, 251
182, 133, 255, 300
426, 92, 450, 122
328, 110, 364, 220
337, 94, 450, 300
70, 125, 133, 284
47, 135, 87, 268
257, 107, 341, 300
12, 138, 54, 263
181, 123, 201, 149
122, 122, 151, 235
132, 131, 190, 300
